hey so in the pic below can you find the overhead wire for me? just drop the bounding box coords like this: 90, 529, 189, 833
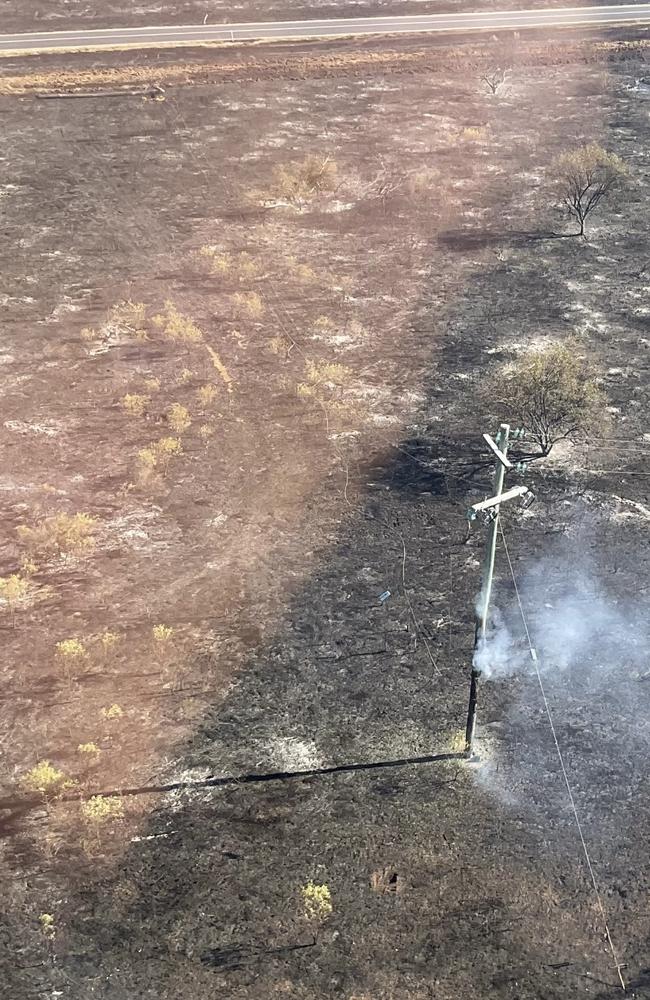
498, 522, 627, 992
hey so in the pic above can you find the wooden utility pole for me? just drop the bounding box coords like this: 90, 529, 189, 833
464, 424, 532, 756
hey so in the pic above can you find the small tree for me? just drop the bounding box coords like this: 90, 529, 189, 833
550, 144, 628, 236
490, 342, 605, 457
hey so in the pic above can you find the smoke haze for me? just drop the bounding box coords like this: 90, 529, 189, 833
474, 552, 650, 686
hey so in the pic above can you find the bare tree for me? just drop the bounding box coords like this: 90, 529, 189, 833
480, 67, 509, 95
550, 143, 628, 236
489, 342, 605, 457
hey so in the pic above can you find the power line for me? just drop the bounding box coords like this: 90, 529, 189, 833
499, 523, 626, 993
585, 469, 650, 476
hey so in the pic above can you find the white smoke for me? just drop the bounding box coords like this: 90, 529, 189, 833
474, 606, 519, 678
471, 530, 650, 832
473, 555, 650, 684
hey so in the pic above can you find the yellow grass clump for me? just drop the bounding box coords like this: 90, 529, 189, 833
22, 761, 71, 796
99, 630, 119, 652
270, 156, 338, 203
198, 423, 216, 443
152, 624, 174, 643
120, 393, 150, 417
461, 125, 488, 141
39, 914, 56, 939
81, 796, 124, 823
55, 638, 88, 679
167, 403, 192, 434
136, 437, 183, 479
196, 384, 218, 408
101, 703, 123, 720
302, 882, 333, 922
152, 301, 203, 344
109, 300, 147, 338
232, 290, 264, 319
0, 574, 31, 623
17, 512, 97, 559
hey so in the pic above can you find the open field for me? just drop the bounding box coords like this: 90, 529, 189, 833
2, 28, 650, 1000
0, 0, 630, 34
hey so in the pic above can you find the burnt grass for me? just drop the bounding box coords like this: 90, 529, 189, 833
2, 33, 650, 1000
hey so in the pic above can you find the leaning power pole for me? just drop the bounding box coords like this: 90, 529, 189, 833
464, 424, 532, 756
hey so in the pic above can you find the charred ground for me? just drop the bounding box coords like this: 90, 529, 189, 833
1, 29, 650, 1000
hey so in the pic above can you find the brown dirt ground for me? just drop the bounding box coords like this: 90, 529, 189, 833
1, 29, 650, 1000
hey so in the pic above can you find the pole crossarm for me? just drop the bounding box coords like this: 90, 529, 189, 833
482, 432, 513, 470
469, 484, 530, 514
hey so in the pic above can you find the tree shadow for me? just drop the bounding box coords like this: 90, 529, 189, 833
437, 228, 576, 252
200, 939, 315, 971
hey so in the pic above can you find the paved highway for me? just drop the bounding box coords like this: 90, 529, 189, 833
0, 4, 649, 53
